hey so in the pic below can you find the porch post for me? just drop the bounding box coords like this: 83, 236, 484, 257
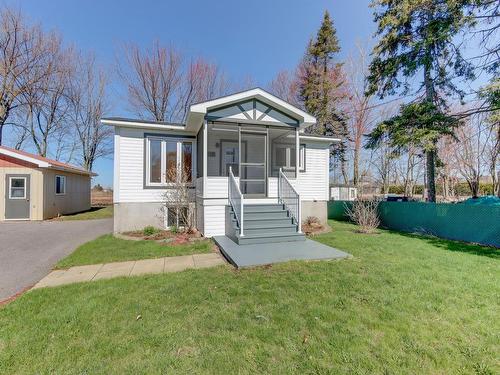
202, 119, 208, 198
295, 128, 300, 178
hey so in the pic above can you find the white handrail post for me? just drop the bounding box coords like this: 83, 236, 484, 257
297, 193, 302, 233
240, 199, 244, 236
278, 167, 282, 203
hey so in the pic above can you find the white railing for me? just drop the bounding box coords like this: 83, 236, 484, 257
228, 167, 244, 236
278, 168, 301, 233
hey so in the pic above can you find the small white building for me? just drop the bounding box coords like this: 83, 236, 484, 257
330, 185, 357, 201
103, 88, 339, 242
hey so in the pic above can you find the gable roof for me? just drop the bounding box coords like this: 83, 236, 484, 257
100, 88, 317, 133
186, 87, 316, 131
0, 146, 96, 176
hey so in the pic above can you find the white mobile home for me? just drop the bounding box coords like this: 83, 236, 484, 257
103, 88, 338, 242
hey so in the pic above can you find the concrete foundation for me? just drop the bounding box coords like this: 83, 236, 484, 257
114, 202, 165, 233
301, 200, 328, 226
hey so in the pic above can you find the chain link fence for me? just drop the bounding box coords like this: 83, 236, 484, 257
328, 201, 500, 248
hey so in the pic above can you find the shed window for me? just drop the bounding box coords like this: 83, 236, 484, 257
55, 175, 66, 195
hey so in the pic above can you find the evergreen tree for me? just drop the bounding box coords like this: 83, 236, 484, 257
299, 10, 349, 183
366, 0, 475, 202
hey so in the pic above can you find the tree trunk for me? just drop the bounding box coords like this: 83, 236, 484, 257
426, 150, 437, 202
353, 148, 359, 187
423, 52, 437, 202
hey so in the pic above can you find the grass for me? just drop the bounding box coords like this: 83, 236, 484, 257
0, 221, 498, 374
54, 205, 114, 221
55, 234, 214, 269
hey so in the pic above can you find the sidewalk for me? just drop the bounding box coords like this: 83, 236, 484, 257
33, 253, 225, 289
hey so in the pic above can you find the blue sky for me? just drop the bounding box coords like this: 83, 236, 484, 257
3, 0, 376, 186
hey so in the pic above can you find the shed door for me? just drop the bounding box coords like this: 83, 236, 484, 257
5, 175, 30, 220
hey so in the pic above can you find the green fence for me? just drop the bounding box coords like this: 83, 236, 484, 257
328, 201, 500, 248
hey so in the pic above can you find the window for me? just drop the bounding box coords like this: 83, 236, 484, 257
146, 137, 195, 186
166, 207, 188, 228
55, 175, 66, 195
9, 177, 26, 199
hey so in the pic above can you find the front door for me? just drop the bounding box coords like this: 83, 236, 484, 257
240, 131, 267, 197
5, 175, 30, 220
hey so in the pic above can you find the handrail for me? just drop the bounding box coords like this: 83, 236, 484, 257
278, 168, 301, 233
228, 167, 244, 236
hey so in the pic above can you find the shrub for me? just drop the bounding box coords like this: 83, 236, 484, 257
305, 216, 321, 225
170, 225, 178, 234
345, 200, 380, 233
143, 226, 159, 236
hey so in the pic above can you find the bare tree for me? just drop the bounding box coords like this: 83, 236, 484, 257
268, 70, 301, 107
176, 58, 230, 122
369, 135, 396, 194
68, 53, 112, 171
438, 136, 460, 200
395, 145, 424, 197
0, 8, 55, 145
452, 113, 491, 198
118, 41, 182, 122
343, 42, 374, 187
21, 35, 71, 157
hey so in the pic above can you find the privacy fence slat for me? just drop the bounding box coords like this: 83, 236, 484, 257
328, 201, 500, 248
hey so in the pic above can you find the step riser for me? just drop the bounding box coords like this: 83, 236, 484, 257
239, 226, 298, 236
244, 212, 289, 220
233, 219, 293, 228
238, 235, 305, 245
243, 205, 285, 213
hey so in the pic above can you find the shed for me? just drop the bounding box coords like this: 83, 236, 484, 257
0, 146, 95, 220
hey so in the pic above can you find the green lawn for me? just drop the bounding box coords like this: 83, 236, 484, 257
55, 205, 114, 221
55, 234, 214, 269
1, 221, 498, 374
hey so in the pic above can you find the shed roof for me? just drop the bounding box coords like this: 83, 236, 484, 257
0, 146, 96, 176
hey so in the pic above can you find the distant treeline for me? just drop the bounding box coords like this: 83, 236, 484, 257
386, 183, 496, 197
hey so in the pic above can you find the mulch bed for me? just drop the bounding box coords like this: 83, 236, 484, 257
120, 229, 204, 244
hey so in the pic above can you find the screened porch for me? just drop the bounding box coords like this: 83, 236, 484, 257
197, 121, 304, 199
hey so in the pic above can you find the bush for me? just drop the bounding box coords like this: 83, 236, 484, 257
305, 216, 321, 225
345, 200, 380, 233
143, 226, 159, 236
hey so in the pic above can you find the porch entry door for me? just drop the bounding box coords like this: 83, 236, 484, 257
5, 174, 30, 220
240, 131, 267, 197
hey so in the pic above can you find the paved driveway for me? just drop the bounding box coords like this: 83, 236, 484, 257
0, 219, 112, 301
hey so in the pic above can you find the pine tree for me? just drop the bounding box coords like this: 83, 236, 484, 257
299, 10, 349, 183
366, 0, 475, 202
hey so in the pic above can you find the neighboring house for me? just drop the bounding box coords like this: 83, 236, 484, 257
0, 146, 94, 221
102, 88, 339, 242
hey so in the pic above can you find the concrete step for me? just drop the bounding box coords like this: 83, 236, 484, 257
243, 204, 285, 213
235, 218, 294, 229
243, 211, 289, 220
241, 226, 298, 236
236, 232, 305, 245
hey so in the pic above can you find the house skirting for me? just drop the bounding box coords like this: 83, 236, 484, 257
114, 202, 165, 233
114, 199, 328, 235
301, 200, 328, 226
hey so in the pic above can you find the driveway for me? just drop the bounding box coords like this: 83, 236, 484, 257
0, 219, 112, 301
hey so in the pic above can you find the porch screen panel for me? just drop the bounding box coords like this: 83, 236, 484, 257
207, 123, 239, 177
269, 128, 297, 178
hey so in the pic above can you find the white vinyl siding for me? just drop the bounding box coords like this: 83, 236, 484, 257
115, 127, 196, 203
